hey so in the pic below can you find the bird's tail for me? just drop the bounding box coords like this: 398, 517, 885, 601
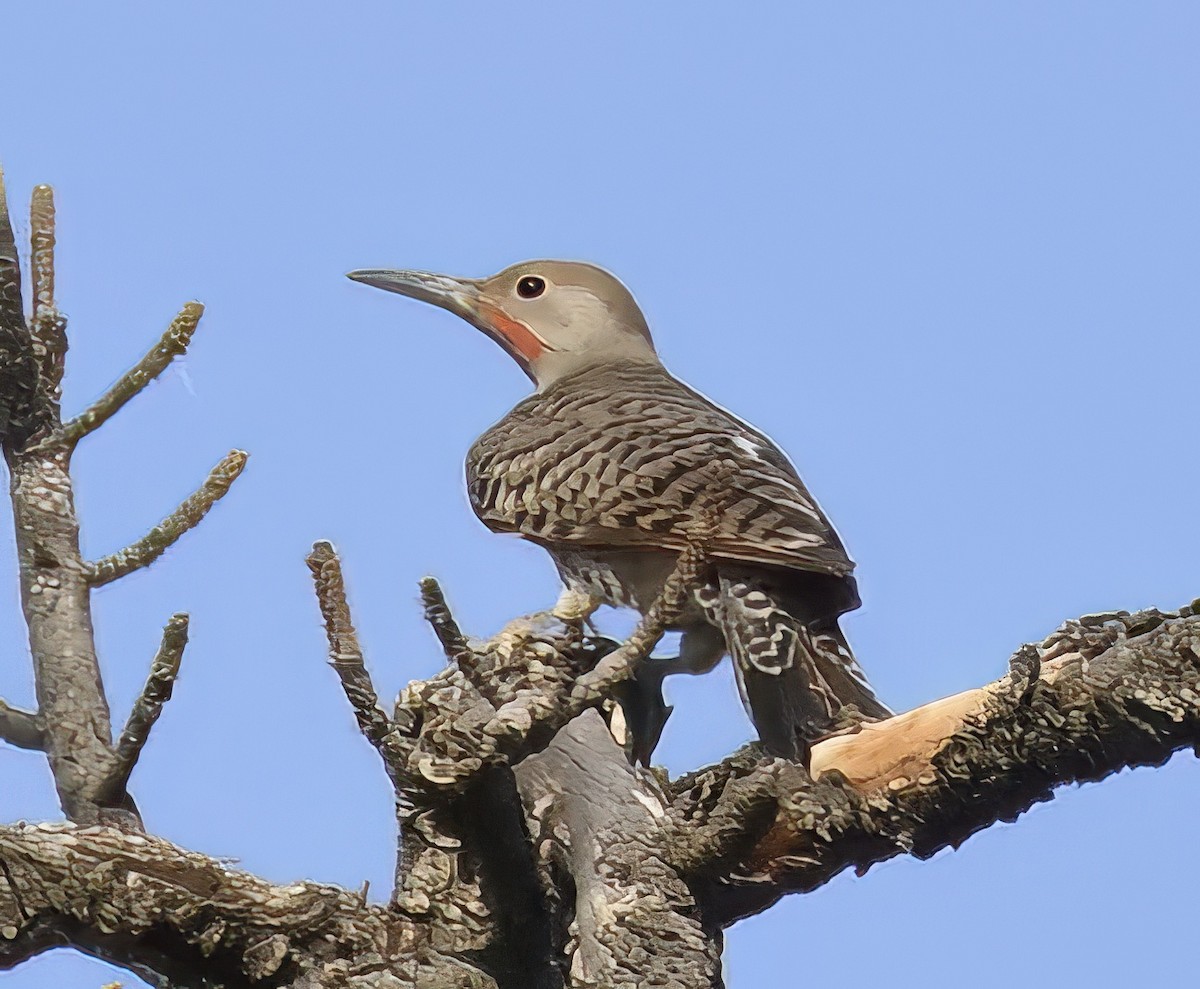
699, 574, 891, 760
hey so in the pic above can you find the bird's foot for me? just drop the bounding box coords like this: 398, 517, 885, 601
552, 587, 601, 624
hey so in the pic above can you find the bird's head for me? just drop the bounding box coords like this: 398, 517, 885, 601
348, 260, 658, 388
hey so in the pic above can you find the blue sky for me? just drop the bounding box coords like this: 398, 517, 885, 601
2, 4, 1197, 986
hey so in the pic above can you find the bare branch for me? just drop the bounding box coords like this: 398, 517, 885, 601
85, 449, 248, 586
29, 185, 54, 318
0, 823, 446, 989
0, 699, 44, 751
55, 300, 204, 448
669, 606, 1200, 927
28, 184, 66, 403
96, 614, 189, 805
306, 541, 408, 777
9, 432, 117, 824
0, 169, 49, 450
390, 543, 707, 793
419, 576, 473, 666
0, 166, 23, 341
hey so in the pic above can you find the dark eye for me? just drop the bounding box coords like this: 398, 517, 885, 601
516, 275, 546, 299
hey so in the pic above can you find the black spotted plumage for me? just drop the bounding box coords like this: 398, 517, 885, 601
469, 361, 852, 577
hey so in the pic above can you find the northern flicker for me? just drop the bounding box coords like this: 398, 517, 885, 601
349, 260, 890, 763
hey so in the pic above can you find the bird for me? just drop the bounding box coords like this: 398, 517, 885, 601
348, 260, 890, 764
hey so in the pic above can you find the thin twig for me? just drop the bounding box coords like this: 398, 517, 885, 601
28, 184, 66, 403
306, 541, 405, 780
419, 576, 474, 666
55, 301, 204, 449
0, 166, 21, 331
0, 699, 45, 752
85, 450, 248, 586
0, 168, 49, 451
98, 614, 189, 804
29, 185, 55, 317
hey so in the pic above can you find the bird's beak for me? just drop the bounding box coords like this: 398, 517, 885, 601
347, 269, 483, 325
348, 266, 553, 372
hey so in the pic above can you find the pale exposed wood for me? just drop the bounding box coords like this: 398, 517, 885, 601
812, 685, 993, 790
811, 652, 1086, 792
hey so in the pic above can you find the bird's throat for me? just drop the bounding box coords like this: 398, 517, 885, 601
479, 304, 548, 363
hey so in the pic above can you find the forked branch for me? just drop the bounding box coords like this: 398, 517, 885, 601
1, 171, 243, 828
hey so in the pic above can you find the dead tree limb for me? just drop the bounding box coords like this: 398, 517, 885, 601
0, 701, 44, 752
52, 301, 204, 451
307, 542, 557, 987
96, 614, 190, 807
86, 449, 248, 587
0, 171, 242, 827
2, 171, 119, 823
515, 712, 721, 988
668, 606, 1200, 927
0, 822, 440, 989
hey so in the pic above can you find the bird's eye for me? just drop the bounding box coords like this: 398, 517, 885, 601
516, 276, 546, 299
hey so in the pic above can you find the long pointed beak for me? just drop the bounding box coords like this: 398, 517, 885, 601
347, 268, 482, 323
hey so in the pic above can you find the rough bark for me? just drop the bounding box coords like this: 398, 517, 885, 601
2, 171, 1197, 988
668, 607, 1200, 926
514, 712, 721, 988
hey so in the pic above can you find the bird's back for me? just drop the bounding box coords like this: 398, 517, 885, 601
467, 360, 857, 593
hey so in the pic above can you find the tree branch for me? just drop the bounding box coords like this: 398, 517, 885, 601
95, 614, 189, 806
54, 301, 204, 449
570, 540, 705, 706
29, 185, 55, 319
0, 700, 44, 752
0, 823, 455, 989
2, 175, 119, 823
392, 544, 704, 794
0, 168, 51, 450
420, 577, 474, 668
306, 541, 410, 781
668, 606, 1200, 927
1, 172, 242, 828
85, 450, 248, 587
28, 184, 66, 408
306, 543, 559, 982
